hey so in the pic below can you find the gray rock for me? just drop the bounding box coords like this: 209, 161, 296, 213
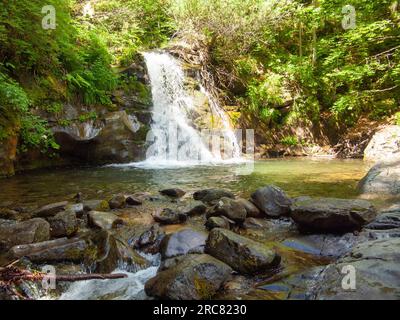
205, 216, 231, 230
153, 208, 187, 225
193, 189, 235, 204
48, 210, 78, 238
206, 197, 247, 224
251, 186, 292, 217
236, 198, 262, 218
205, 228, 281, 274
31, 201, 68, 218
160, 229, 207, 259
291, 197, 376, 233
0, 218, 50, 251
88, 211, 124, 230
134, 224, 165, 254
145, 254, 232, 300
364, 125, 400, 163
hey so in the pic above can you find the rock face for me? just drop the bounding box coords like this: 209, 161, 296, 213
313, 238, 400, 300
364, 125, 400, 163
48, 210, 78, 238
251, 186, 292, 217
291, 198, 376, 233
358, 161, 400, 197
145, 254, 232, 300
205, 228, 280, 274
193, 189, 235, 204
88, 211, 124, 230
153, 208, 187, 225
206, 197, 247, 224
160, 229, 207, 259
0, 218, 50, 251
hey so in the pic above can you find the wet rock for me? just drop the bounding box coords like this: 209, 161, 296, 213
145, 254, 232, 300
205, 216, 231, 230
160, 229, 207, 259
88, 211, 124, 230
0, 208, 19, 220
206, 197, 247, 224
66, 203, 84, 217
364, 125, 400, 163
31, 201, 68, 218
48, 210, 78, 238
206, 228, 281, 274
236, 198, 262, 218
242, 218, 265, 230
153, 208, 187, 225
184, 204, 207, 216
0, 218, 50, 251
134, 224, 165, 254
160, 188, 186, 198
358, 161, 400, 197
251, 186, 292, 217
125, 195, 142, 206
193, 189, 235, 204
109, 194, 127, 209
366, 208, 400, 231
313, 238, 400, 300
83, 200, 110, 212
291, 197, 376, 234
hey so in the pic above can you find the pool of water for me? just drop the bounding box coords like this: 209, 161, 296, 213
0, 158, 371, 207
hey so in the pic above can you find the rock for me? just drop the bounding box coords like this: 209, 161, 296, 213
160, 229, 207, 259
291, 197, 377, 233
160, 188, 186, 198
145, 254, 232, 300
88, 211, 125, 230
83, 200, 110, 212
313, 238, 400, 300
242, 218, 265, 230
364, 125, 400, 163
0, 208, 19, 220
358, 161, 400, 197
66, 203, 84, 217
250, 186, 292, 217
205, 216, 231, 230
184, 204, 207, 216
206, 197, 247, 224
366, 208, 400, 230
134, 224, 165, 254
125, 195, 142, 206
153, 208, 187, 225
193, 189, 235, 204
0, 218, 50, 251
205, 228, 281, 274
31, 201, 68, 218
109, 194, 128, 209
236, 198, 262, 218
48, 210, 78, 238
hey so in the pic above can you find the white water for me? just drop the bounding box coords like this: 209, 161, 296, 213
114, 52, 242, 169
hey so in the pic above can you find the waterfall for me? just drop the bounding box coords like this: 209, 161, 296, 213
138, 51, 241, 167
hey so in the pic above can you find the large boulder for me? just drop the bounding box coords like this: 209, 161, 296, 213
145, 254, 232, 300
313, 238, 400, 300
364, 125, 400, 163
205, 228, 280, 274
250, 186, 292, 217
193, 189, 235, 204
358, 161, 400, 197
206, 197, 247, 224
0, 218, 50, 251
48, 210, 78, 238
291, 198, 376, 233
160, 229, 207, 259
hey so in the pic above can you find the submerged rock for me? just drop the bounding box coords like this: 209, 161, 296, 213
31, 201, 68, 218
160, 188, 186, 198
153, 208, 187, 225
145, 254, 232, 300
193, 189, 235, 204
160, 229, 207, 259
291, 197, 376, 233
48, 210, 78, 238
205, 228, 281, 274
250, 186, 292, 218
83, 200, 110, 212
206, 197, 247, 224
0, 218, 50, 251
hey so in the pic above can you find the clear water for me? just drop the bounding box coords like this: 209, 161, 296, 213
0, 158, 370, 207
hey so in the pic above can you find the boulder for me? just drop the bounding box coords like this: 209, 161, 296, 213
364, 206, 400, 238
134, 224, 165, 254
0, 218, 50, 251
250, 186, 292, 217
184, 204, 207, 216
88, 211, 124, 230
236, 198, 262, 218
313, 238, 400, 300
205, 216, 231, 230
48, 210, 78, 238
358, 161, 400, 197
145, 254, 232, 300
66, 203, 84, 217
364, 125, 400, 163
291, 197, 377, 233
109, 194, 127, 209
160, 229, 207, 259
193, 189, 235, 204
31, 201, 68, 218
160, 188, 186, 198
205, 228, 280, 274
83, 200, 110, 212
206, 197, 247, 224
125, 195, 143, 206
153, 208, 187, 225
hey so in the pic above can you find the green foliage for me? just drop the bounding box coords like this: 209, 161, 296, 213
281, 136, 299, 147
395, 112, 400, 126
78, 111, 98, 123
